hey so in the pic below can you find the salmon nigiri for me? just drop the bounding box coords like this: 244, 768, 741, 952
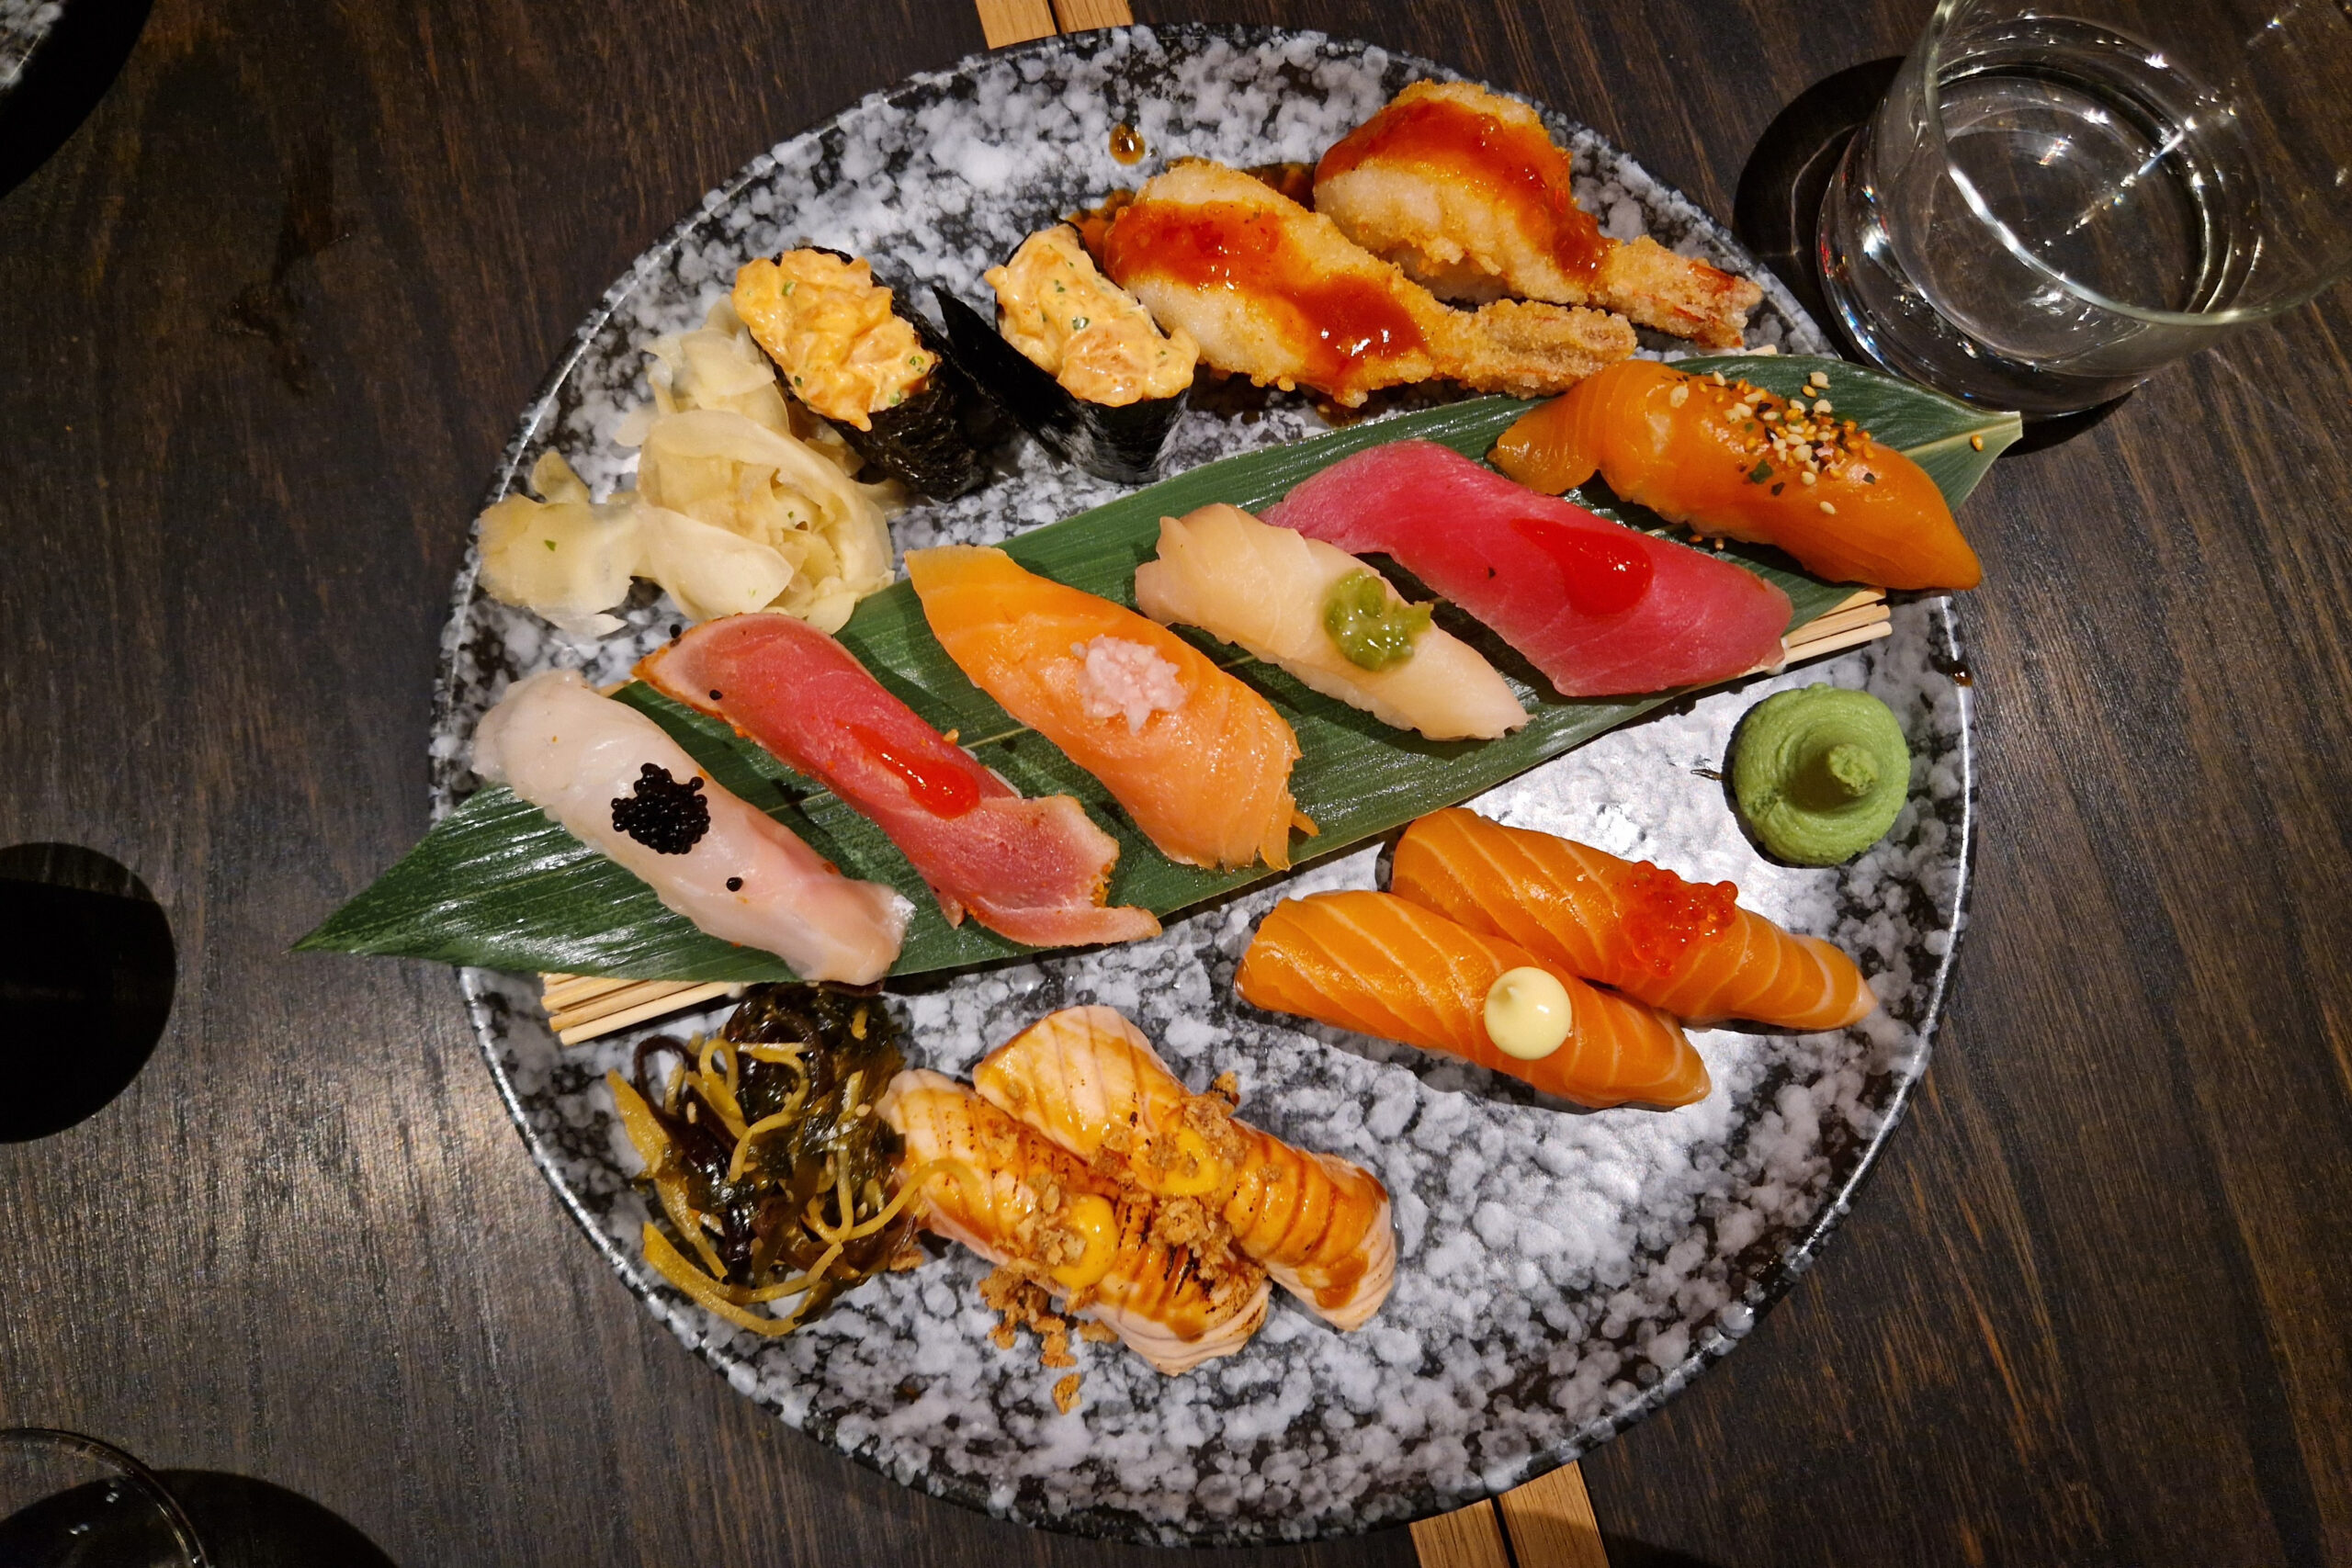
1236, 890, 1710, 1110
904, 544, 1309, 872
1392, 808, 1877, 1031
1491, 359, 1982, 591
879, 1069, 1270, 1375
974, 1006, 1396, 1330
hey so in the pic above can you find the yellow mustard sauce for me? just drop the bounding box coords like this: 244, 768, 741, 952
731, 250, 932, 429
1047, 1192, 1120, 1290
1483, 966, 1573, 1061
984, 225, 1196, 407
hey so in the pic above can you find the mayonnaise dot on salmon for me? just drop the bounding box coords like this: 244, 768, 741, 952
1483, 966, 1573, 1060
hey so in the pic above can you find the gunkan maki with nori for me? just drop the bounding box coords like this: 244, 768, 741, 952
733, 248, 990, 500
939, 224, 1197, 484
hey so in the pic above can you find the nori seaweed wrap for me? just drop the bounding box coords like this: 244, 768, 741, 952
733, 248, 992, 501
939, 225, 1196, 484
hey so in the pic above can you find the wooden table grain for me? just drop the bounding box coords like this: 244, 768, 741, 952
2, 0, 2347, 1564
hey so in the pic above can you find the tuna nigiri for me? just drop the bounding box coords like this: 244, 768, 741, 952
974, 1006, 1396, 1330
1491, 359, 1982, 591
1392, 809, 1877, 1030
471, 669, 909, 983
1236, 890, 1710, 1110
1263, 440, 1790, 698
879, 1069, 1271, 1374
637, 615, 1159, 950
1134, 503, 1526, 742
904, 544, 1309, 872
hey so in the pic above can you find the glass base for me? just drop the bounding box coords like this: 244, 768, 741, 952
1815, 126, 2148, 417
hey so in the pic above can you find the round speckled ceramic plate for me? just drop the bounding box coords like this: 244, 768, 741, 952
432, 25, 1973, 1546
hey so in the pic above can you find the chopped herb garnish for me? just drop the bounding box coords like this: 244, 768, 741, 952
1747, 460, 1773, 483
1070, 316, 1089, 330
544, 538, 558, 551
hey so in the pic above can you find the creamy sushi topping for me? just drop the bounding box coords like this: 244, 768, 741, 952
733, 250, 934, 429
1071, 636, 1185, 733
1483, 966, 1572, 1060
987, 225, 1195, 407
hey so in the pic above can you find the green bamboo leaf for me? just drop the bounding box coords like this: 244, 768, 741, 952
300, 357, 2000, 981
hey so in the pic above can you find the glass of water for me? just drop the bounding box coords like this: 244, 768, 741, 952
1818, 0, 2352, 415
0, 1430, 207, 1567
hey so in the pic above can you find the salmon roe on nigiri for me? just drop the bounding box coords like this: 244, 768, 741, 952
1491, 359, 1982, 592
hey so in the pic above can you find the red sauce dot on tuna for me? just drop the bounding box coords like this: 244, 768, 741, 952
1618, 863, 1738, 976
1508, 516, 1654, 615
849, 723, 980, 818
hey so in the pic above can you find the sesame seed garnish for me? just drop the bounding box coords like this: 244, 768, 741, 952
1668, 383, 1690, 407
1800, 470, 1816, 485
1813, 399, 1833, 414
1807, 371, 1829, 389
1970, 434, 1985, 450
1819, 501, 1837, 514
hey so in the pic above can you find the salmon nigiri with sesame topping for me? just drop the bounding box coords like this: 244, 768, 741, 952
1492, 359, 1982, 591
1391, 808, 1877, 1032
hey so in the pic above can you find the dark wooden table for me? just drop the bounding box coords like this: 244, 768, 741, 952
5, 0, 2348, 1563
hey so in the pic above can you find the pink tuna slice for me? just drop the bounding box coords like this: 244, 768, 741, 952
1263, 440, 1792, 697
638, 615, 1159, 950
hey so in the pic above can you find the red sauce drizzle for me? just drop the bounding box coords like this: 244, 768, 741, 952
1317, 96, 1608, 282
1618, 863, 1738, 976
1102, 200, 1425, 399
848, 723, 979, 818
1509, 515, 1654, 616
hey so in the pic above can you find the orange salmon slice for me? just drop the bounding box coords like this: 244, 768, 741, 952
1393, 808, 1878, 1032
1236, 889, 1709, 1110
904, 545, 1306, 872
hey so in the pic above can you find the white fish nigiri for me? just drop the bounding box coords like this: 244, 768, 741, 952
471, 669, 909, 984
1133, 503, 1527, 741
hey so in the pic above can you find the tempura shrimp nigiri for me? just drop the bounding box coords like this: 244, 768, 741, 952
471, 669, 909, 983
878, 1070, 1270, 1374
974, 1007, 1396, 1330
1237, 890, 1710, 1110
1314, 81, 1763, 349
1392, 808, 1877, 1031
1492, 359, 1982, 591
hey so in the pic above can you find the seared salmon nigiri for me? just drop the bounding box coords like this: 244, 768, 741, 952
1392, 809, 1877, 1031
1237, 890, 1711, 1110
973, 1007, 1396, 1330
1492, 359, 1982, 592
878, 1070, 1270, 1375
904, 544, 1309, 872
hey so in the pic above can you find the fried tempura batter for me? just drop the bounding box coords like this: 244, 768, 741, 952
1098, 158, 1633, 406
1315, 82, 1763, 350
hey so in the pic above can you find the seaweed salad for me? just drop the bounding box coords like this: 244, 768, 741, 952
605, 983, 922, 1335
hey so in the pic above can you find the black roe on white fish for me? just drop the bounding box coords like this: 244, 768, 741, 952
611, 763, 711, 854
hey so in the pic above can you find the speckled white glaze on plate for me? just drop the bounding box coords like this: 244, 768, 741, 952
429, 26, 1972, 1546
